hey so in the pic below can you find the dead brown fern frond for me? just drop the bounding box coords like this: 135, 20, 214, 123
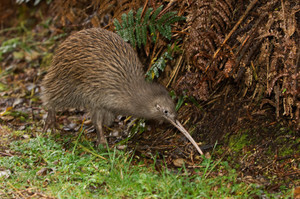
50, 0, 145, 30
181, 0, 299, 127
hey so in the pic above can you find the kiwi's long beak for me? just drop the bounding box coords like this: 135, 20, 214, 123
164, 117, 204, 155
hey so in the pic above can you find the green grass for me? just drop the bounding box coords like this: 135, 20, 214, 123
0, 135, 292, 198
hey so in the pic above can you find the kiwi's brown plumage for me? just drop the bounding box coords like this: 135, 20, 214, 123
42, 28, 176, 144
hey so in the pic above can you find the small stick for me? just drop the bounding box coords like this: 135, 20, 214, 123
76, 143, 107, 160
7, 182, 26, 198
167, 52, 183, 88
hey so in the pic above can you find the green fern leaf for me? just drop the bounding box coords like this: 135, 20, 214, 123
114, 5, 185, 47
164, 51, 173, 60
149, 24, 156, 42
121, 13, 130, 42
121, 13, 128, 27
165, 16, 186, 25
156, 24, 172, 40
156, 56, 166, 71
136, 7, 143, 24
143, 7, 153, 24
150, 5, 163, 23
156, 11, 177, 24
141, 25, 147, 45
146, 51, 173, 80
135, 8, 143, 47
146, 56, 165, 79
135, 26, 142, 48
155, 24, 163, 36
127, 10, 136, 47
164, 25, 172, 40
114, 19, 126, 39
114, 19, 122, 32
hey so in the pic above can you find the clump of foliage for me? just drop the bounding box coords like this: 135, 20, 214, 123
145, 51, 172, 80
114, 5, 185, 47
180, 0, 299, 127
0, 38, 21, 61
114, 5, 185, 80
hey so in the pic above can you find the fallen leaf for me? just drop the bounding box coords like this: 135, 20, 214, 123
1, 115, 14, 121
0, 170, 11, 178
36, 167, 52, 176
25, 50, 40, 62
13, 51, 24, 59
13, 98, 24, 107
0, 106, 13, 116
116, 145, 126, 150
173, 158, 185, 167
205, 152, 211, 159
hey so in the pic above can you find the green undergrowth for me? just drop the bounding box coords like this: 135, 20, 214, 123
222, 127, 299, 159
0, 134, 292, 198
214, 126, 299, 192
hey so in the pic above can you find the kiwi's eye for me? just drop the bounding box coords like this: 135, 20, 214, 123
163, 110, 169, 115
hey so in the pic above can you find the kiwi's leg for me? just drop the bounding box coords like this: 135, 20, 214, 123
43, 108, 57, 133
91, 110, 107, 146
96, 120, 106, 145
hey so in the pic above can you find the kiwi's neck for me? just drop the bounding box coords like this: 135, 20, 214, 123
126, 81, 156, 117
100, 79, 153, 117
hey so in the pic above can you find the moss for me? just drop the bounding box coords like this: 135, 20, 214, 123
228, 132, 252, 154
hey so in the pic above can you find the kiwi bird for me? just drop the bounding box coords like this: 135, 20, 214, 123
41, 28, 203, 155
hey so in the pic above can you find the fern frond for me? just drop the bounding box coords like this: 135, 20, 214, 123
141, 8, 153, 46
149, 24, 157, 42
114, 5, 185, 47
118, 13, 130, 42
143, 8, 153, 23
146, 51, 173, 81
150, 5, 163, 23
135, 8, 143, 47
127, 10, 136, 46
156, 11, 177, 24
